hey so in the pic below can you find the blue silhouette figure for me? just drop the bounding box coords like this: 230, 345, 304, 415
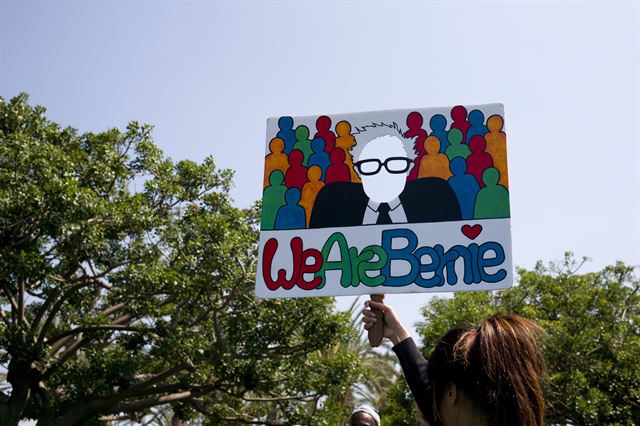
275, 187, 306, 230
465, 110, 488, 144
307, 138, 331, 180
429, 114, 449, 153
277, 116, 297, 154
448, 157, 480, 220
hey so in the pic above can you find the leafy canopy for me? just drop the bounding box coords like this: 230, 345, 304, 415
0, 94, 364, 425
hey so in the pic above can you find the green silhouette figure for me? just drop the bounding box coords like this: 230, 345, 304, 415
261, 170, 287, 230
474, 167, 510, 219
445, 128, 472, 161
292, 125, 313, 166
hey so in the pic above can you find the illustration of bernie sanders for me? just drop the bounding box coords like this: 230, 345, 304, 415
309, 123, 461, 228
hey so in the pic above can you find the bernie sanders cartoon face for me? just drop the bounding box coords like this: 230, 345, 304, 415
352, 123, 414, 203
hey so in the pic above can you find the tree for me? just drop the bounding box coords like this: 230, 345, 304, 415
416, 254, 640, 425
0, 94, 364, 425
378, 379, 424, 426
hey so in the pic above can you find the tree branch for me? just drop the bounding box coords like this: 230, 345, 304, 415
0, 308, 12, 327
1, 282, 19, 314
58, 391, 193, 425
37, 282, 91, 343
212, 309, 225, 353
101, 302, 126, 317
113, 361, 195, 401
43, 336, 89, 380
34, 260, 130, 340
18, 278, 25, 326
122, 383, 187, 399
30, 287, 60, 336
48, 325, 148, 345
50, 312, 132, 359
50, 301, 130, 351
241, 394, 318, 402
258, 342, 318, 359
109, 391, 193, 414
49, 334, 78, 356
45, 298, 172, 379
98, 414, 135, 422
1, 281, 30, 329
220, 415, 287, 425
620, 283, 639, 321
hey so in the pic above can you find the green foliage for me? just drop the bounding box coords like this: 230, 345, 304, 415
379, 380, 421, 426
415, 254, 640, 425
0, 94, 364, 425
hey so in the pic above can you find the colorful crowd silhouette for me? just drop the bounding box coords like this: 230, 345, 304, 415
262, 106, 509, 230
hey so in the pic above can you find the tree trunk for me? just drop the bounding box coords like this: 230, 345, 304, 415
0, 358, 33, 426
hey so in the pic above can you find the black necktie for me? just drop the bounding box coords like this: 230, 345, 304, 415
376, 203, 392, 225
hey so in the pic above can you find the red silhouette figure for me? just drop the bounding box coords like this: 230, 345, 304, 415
325, 148, 351, 184
284, 149, 308, 190
314, 115, 336, 153
450, 105, 471, 144
404, 111, 428, 181
466, 135, 494, 188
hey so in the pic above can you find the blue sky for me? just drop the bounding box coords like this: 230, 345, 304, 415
1, 1, 639, 340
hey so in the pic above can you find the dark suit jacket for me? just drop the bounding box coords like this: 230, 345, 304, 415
309, 177, 461, 228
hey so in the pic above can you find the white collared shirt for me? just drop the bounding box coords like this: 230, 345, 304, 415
362, 197, 408, 225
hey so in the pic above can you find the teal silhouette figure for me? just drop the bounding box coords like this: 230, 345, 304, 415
277, 116, 297, 154
307, 138, 331, 180
261, 170, 287, 230
293, 125, 313, 166
445, 128, 471, 161
474, 167, 510, 219
275, 187, 306, 230
448, 157, 480, 220
466, 109, 489, 144
429, 114, 449, 152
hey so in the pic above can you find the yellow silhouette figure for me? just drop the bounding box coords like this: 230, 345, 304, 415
263, 137, 289, 188
300, 166, 325, 227
418, 136, 452, 180
335, 120, 361, 183
484, 115, 509, 189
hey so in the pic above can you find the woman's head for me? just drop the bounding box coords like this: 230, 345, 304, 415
426, 315, 547, 426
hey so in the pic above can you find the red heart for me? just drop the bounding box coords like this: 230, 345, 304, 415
461, 224, 482, 240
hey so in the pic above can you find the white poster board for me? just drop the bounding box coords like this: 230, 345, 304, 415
256, 104, 512, 298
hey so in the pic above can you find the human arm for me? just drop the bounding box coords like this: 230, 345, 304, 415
362, 299, 433, 421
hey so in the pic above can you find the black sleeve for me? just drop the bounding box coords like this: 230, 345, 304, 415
392, 337, 433, 420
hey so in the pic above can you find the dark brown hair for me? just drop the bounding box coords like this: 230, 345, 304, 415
427, 315, 547, 426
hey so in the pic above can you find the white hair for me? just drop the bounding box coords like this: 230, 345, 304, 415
351, 122, 416, 163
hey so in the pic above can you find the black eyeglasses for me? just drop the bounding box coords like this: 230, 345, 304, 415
354, 157, 412, 176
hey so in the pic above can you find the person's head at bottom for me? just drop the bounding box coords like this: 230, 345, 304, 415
349, 405, 380, 426
425, 315, 547, 426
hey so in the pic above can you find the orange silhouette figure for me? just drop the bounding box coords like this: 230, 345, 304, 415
263, 137, 289, 188
484, 115, 509, 189
335, 120, 360, 183
300, 166, 325, 227
418, 136, 452, 180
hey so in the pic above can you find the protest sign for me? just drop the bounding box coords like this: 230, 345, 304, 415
256, 104, 512, 298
